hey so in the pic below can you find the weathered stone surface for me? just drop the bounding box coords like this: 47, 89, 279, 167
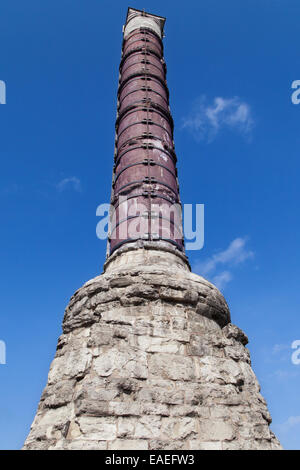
23, 255, 282, 450
64, 439, 107, 450
134, 416, 161, 439
149, 354, 196, 381
108, 439, 148, 450
42, 380, 75, 409
77, 417, 117, 440
161, 417, 197, 440
198, 420, 236, 441
190, 440, 222, 450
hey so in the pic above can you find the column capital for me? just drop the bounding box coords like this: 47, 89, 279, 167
123, 7, 166, 39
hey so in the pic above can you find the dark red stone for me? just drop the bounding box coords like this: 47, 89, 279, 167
109, 27, 184, 255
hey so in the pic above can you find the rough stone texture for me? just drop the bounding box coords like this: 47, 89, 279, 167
23, 250, 282, 450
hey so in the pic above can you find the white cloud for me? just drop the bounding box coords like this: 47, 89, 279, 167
182, 95, 254, 142
211, 270, 233, 290
195, 237, 254, 276
267, 368, 300, 383
193, 237, 254, 291
56, 177, 82, 193
272, 344, 290, 355
275, 416, 300, 433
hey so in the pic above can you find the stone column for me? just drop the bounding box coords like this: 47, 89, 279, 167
23, 8, 282, 450
110, 7, 185, 261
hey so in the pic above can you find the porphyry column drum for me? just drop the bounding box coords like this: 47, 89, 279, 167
110, 10, 184, 256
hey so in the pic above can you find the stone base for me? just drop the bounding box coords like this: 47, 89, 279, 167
23, 255, 282, 450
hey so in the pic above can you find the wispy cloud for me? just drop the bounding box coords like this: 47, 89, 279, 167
2, 183, 22, 195
56, 176, 82, 193
268, 343, 296, 365
182, 95, 254, 142
274, 416, 300, 434
210, 270, 233, 291
269, 369, 300, 382
193, 237, 254, 290
196, 237, 254, 275
272, 344, 290, 355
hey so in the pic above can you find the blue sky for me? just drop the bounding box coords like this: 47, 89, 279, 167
0, 0, 299, 449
